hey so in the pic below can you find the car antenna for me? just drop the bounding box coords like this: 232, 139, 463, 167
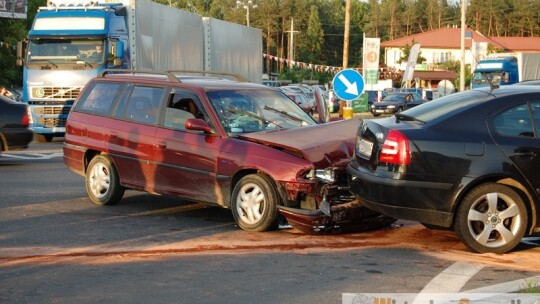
481, 71, 499, 92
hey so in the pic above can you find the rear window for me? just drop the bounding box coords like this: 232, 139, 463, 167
401, 90, 490, 122
494, 101, 540, 138
75, 82, 125, 115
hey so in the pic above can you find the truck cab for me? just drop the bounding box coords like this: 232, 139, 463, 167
471, 56, 518, 89
17, 0, 125, 142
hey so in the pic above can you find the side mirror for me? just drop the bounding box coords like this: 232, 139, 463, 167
16, 41, 25, 66
313, 86, 329, 124
110, 40, 124, 67
185, 118, 214, 134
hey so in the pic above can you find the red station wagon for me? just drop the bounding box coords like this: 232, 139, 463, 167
63, 70, 394, 233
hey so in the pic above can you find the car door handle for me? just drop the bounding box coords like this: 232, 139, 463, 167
155, 141, 167, 149
514, 150, 536, 158
107, 132, 117, 139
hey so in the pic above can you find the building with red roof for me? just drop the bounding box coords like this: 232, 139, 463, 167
380, 27, 540, 88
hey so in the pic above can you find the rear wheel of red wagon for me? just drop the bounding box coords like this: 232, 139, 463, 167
85, 154, 125, 205
231, 174, 279, 232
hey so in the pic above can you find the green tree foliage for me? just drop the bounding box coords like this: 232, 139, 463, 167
303, 5, 324, 63
2, 0, 539, 86
397, 40, 427, 64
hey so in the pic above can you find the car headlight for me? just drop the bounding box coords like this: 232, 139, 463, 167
387, 105, 395, 108
307, 168, 335, 184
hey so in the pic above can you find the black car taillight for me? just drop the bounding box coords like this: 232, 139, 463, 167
21, 110, 30, 127
379, 129, 410, 165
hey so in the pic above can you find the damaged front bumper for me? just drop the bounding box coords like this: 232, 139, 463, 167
278, 199, 396, 234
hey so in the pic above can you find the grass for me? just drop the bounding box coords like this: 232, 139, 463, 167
518, 278, 540, 293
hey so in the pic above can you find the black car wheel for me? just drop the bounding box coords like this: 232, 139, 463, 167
231, 174, 279, 232
86, 154, 125, 205
454, 183, 527, 254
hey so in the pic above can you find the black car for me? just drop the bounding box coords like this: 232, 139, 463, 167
347, 85, 540, 254
0, 95, 33, 155
370, 92, 424, 117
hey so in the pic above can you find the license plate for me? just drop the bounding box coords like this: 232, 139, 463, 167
357, 138, 373, 158
375, 109, 384, 113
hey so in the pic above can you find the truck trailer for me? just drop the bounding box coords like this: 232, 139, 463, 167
16, 0, 262, 142
471, 52, 540, 89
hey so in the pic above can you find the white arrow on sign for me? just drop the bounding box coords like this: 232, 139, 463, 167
338, 74, 359, 96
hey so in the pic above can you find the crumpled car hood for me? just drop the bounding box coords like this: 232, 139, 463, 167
237, 119, 362, 168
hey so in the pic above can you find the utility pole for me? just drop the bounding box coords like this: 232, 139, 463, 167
285, 19, 299, 62
342, 0, 351, 68
460, 0, 467, 91
236, 0, 257, 27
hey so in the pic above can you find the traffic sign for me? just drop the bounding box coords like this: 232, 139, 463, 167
332, 69, 365, 101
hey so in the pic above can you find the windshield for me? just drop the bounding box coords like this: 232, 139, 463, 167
27, 39, 105, 64
398, 90, 491, 122
207, 89, 317, 134
472, 71, 503, 86
383, 94, 406, 102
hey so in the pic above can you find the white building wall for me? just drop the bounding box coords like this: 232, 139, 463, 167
384, 47, 476, 70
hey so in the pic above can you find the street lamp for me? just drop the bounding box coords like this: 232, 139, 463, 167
236, 0, 257, 27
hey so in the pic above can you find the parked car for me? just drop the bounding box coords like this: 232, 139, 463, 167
285, 84, 315, 112
63, 70, 394, 234
0, 95, 33, 156
370, 92, 424, 117
347, 85, 540, 254
326, 90, 340, 113
284, 92, 312, 114
514, 79, 540, 86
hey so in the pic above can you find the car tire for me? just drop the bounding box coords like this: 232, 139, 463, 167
231, 174, 279, 232
36, 134, 53, 142
85, 154, 125, 205
454, 183, 528, 254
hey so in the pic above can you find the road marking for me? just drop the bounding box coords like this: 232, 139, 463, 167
414, 261, 540, 304
412, 262, 484, 304
420, 262, 485, 293
1, 152, 63, 160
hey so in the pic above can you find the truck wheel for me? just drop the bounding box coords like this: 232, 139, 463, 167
85, 155, 124, 205
231, 174, 279, 232
454, 183, 527, 254
36, 134, 53, 142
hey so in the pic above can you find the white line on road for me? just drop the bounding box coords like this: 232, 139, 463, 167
1, 152, 63, 159
420, 262, 485, 293
413, 262, 485, 304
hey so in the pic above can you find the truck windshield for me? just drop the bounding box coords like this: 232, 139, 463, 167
27, 39, 105, 64
472, 71, 503, 86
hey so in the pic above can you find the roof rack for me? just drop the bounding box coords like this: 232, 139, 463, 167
99, 69, 179, 83
99, 69, 248, 83
166, 70, 249, 83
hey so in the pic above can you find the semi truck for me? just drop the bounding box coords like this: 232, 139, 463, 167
471, 52, 540, 89
16, 0, 262, 142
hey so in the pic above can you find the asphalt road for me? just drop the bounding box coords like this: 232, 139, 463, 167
1, 138, 539, 304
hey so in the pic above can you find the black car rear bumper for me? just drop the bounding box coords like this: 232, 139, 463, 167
1, 128, 33, 151
346, 163, 454, 227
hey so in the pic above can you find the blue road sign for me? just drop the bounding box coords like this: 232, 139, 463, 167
332, 69, 365, 101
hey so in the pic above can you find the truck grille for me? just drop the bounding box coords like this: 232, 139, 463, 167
32, 87, 82, 99
37, 117, 67, 128
34, 106, 71, 115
